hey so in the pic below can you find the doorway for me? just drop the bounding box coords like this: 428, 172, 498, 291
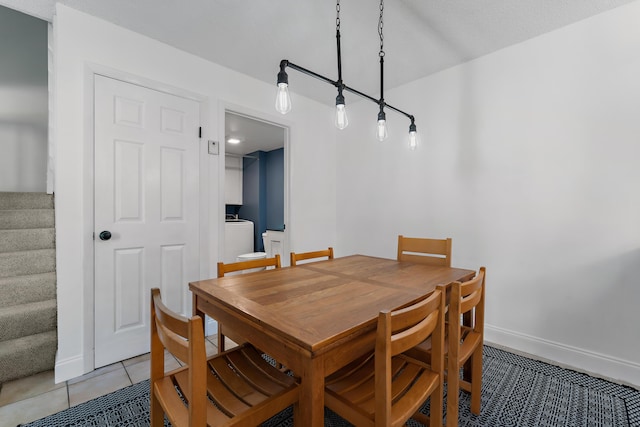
223, 111, 289, 265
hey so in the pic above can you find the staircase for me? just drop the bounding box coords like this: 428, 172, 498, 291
0, 192, 57, 384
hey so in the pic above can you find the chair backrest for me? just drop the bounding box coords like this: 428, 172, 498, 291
150, 288, 207, 425
376, 288, 445, 425
449, 266, 486, 350
290, 247, 334, 266
217, 254, 281, 277
397, 235, 452, 267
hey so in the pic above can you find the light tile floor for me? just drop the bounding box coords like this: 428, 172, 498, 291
0, 335, 220, 427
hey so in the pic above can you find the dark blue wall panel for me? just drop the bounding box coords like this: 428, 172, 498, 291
266, 148, 284, 231
237, 149, 283, 252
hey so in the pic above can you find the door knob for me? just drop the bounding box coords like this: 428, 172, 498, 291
99, 231, 112, 241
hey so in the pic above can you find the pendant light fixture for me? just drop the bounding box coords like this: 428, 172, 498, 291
275, 0, 418, 149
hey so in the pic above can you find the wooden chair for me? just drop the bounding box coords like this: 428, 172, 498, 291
397, 235, 452, 267
324, 288, 446, 427
215, 254, 281, 352
217, 253, 281, 278
290, 247, 334, 266
150, 288, 299, 427
406, 267, 486, 427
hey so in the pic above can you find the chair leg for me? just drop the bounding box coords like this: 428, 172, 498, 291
470, 347, 483, 415
150, 389, 164, 427
430, 381, 443, 427
446, 369, 459, 427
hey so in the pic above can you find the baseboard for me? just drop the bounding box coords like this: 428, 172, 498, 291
54, 352, 86, 384
485, 324, 640, 389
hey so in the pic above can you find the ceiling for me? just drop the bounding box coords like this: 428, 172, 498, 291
1, 0, 636, 109
225, 111, 285, 156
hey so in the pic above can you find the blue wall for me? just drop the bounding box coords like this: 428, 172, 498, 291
237, 148, 283, 251
265, 148, 284, 232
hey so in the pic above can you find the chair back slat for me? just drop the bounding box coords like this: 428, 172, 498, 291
459, 268, 485, 316
156, 322, 190, 364
390, 309, 440, 355
218, 254, 281, 277
460, 287, 482, 316
152, 288, 190, 337
397, 235, 452, 267
386, 289, 443, 355
290, 247, 334, 266
151, 289, 193, 365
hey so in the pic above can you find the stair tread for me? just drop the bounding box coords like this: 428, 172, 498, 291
0, 271, 56, 282
0, 228, 55, 253
0, 331, 57, 384
0, 298, 57, 314
0, 226, 55, 230
0, 209, 54, 230
0, 248, 56, 256
0, 272, 57, 308
0, 300, 57, 342
0, 330, 57, 351
0, 249, 56, 279
0, 192, 54, 210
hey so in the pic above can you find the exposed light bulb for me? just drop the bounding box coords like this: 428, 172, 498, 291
408, 130, 417, 150
335, 104, 348, 130
408, 121, 418, 150
275, 83, 291, 114
376, 119, 388, 141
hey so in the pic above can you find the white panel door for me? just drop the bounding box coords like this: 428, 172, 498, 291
94, 75, 200, 367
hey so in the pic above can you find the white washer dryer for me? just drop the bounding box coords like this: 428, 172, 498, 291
223, 220, 254, 264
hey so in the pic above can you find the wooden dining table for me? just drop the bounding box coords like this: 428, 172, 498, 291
189, 254, 476, 426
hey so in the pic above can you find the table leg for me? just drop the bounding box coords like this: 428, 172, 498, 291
298, 357, 324, 427
192, 294, 206, 333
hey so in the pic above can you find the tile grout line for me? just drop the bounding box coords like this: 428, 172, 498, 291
121, 361, 134, 387
65, 380, 70, 410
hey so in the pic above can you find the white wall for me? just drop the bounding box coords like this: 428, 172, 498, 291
0, 5, 48, 192
337, 2, 640, 386
53, 5, 336, 382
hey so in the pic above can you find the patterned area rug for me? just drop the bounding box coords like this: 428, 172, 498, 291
21, 346, 640, 427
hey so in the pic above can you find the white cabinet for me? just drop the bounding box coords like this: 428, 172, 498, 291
263, 230, 286, 262
225, 155, 243, 205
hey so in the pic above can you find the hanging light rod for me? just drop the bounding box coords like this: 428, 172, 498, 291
275, 0, 418, 149
277, 60, 414, 122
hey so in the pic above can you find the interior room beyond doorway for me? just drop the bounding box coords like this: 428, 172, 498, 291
223, 111, 287, 264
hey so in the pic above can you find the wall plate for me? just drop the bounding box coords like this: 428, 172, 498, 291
208, 140, 219, 155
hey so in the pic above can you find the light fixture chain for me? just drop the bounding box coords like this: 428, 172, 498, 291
336, 0, 340, 32
378, 0, 384, 57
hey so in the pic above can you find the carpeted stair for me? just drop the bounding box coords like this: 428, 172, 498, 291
0, 192, 57, 384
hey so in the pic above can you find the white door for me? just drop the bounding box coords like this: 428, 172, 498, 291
94, 75, 200, 367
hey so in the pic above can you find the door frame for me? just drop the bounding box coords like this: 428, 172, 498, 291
214, 101, 293, 334
82, 64, 209, 373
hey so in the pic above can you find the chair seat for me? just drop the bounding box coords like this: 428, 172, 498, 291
156, 344, 298, 426
326, 354, 438, 420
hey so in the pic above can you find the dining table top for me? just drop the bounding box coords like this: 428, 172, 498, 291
190, 253, 475, 360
